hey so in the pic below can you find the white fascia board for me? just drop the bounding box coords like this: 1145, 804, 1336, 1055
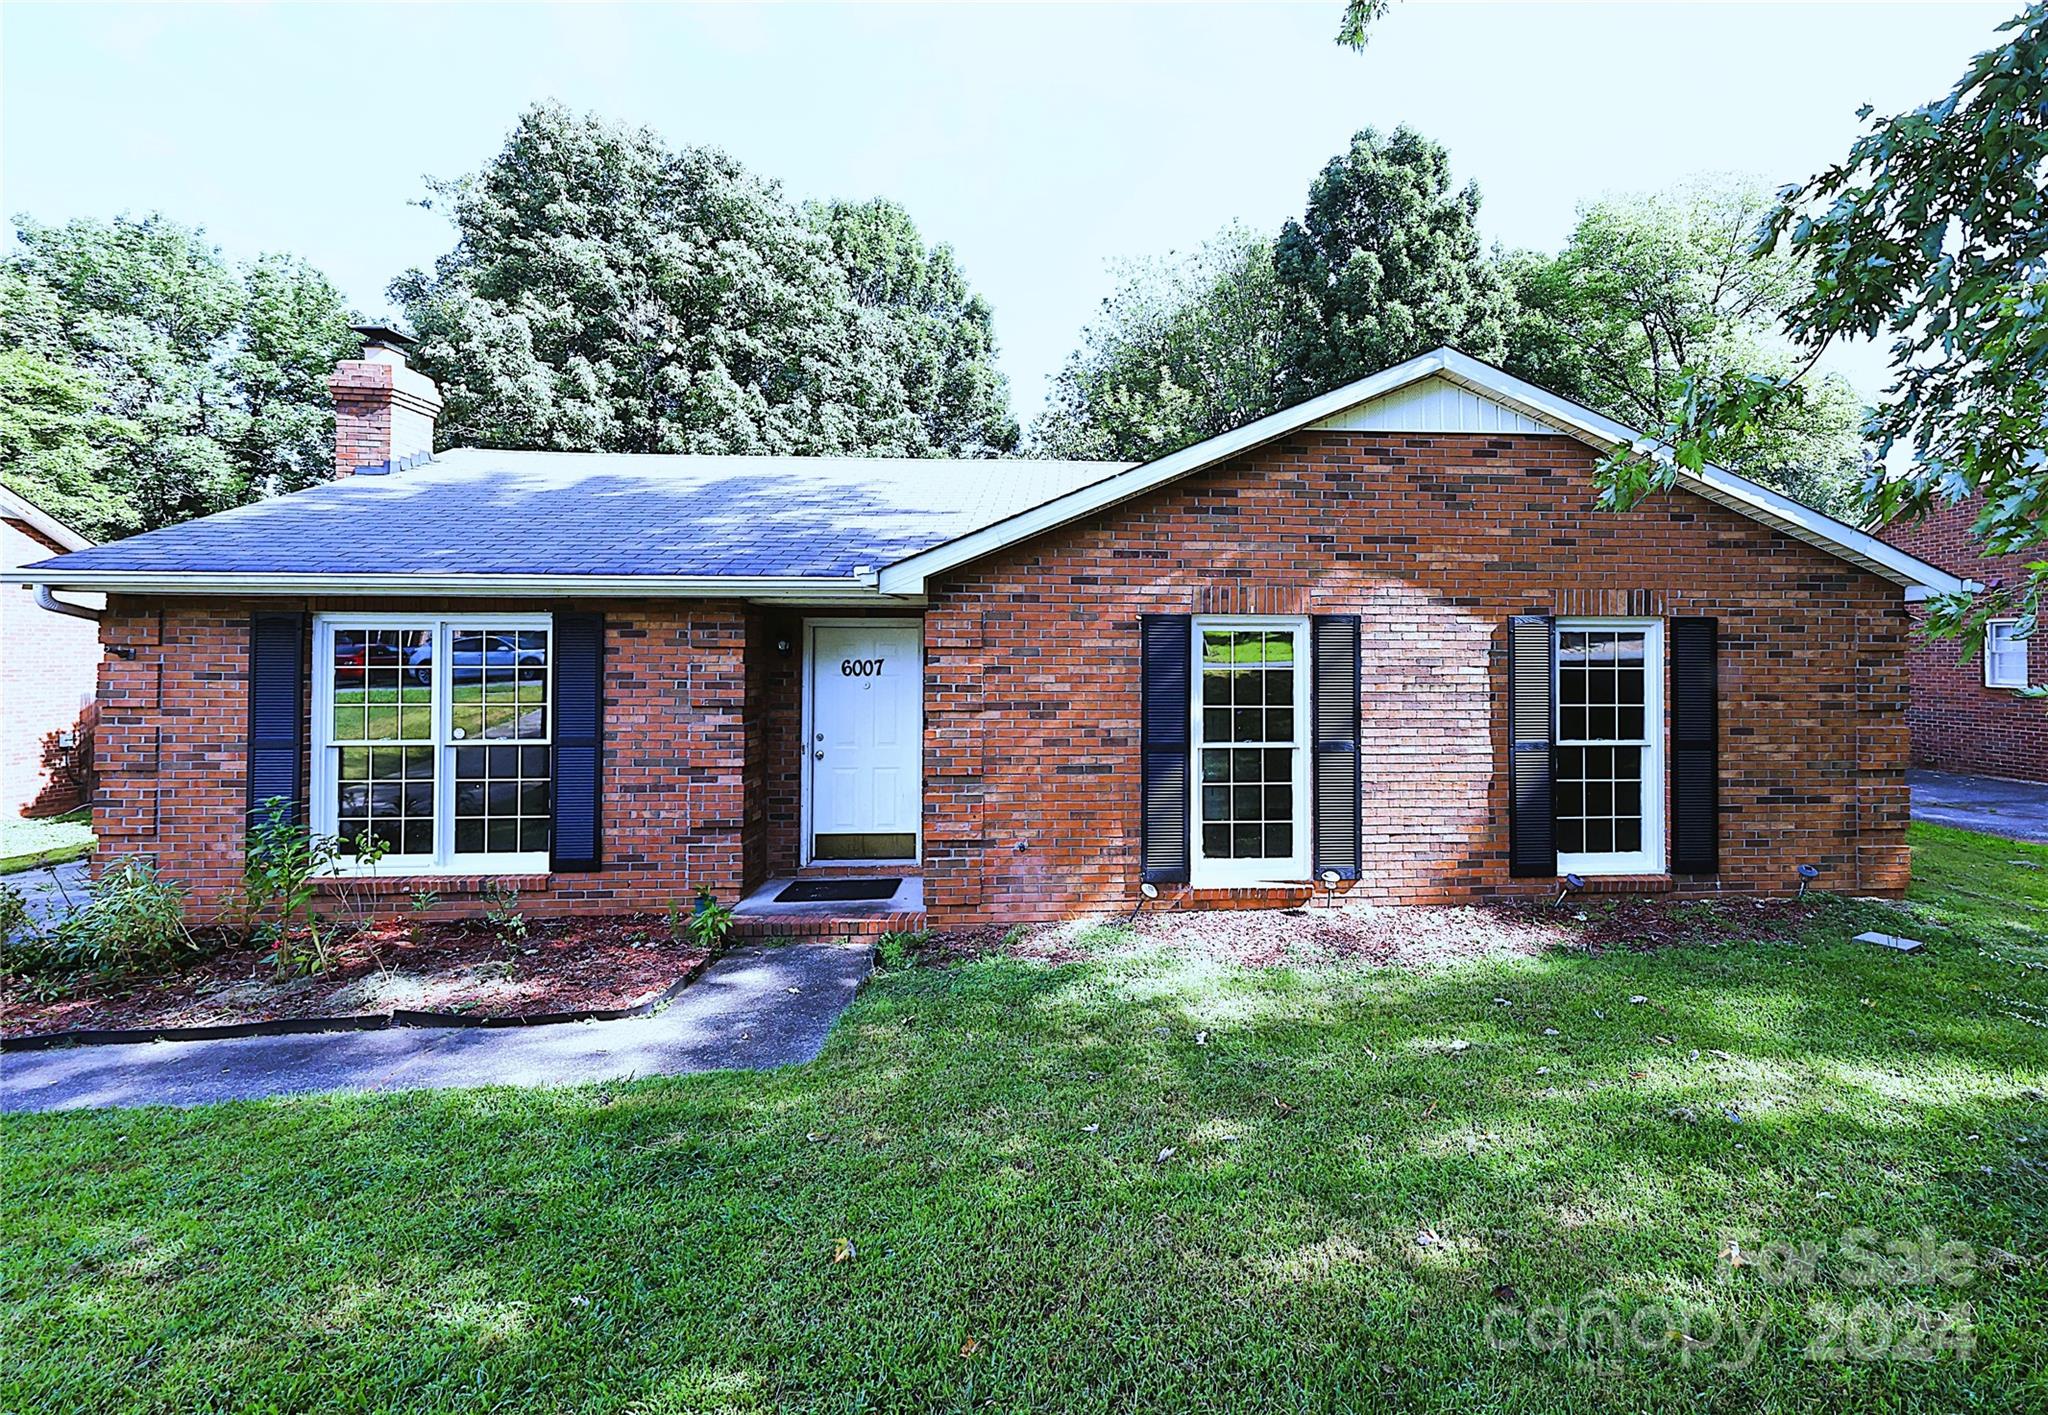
0, 570, 911, 603
876, 352, 1455, 594
877, 345, 1967, 599
0, 485, 92, 552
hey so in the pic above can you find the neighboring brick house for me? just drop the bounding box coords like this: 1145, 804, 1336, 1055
4, 336, 1965, 930
1882, 498, 2046, 783
1, 485, 99, 819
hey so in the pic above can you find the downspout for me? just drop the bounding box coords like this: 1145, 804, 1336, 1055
33, 584, 102, 622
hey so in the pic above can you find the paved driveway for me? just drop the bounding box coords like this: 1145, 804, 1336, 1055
1910, 769, 2048, 844
2, 940, 870, 1113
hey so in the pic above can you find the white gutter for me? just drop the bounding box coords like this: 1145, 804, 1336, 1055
33, 584, 103, 621
0, 570, 914, 603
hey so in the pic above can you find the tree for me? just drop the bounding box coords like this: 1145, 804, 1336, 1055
808, 198, 1017, 456
1597, 3, 2048, 650
1272, 126, 1515, 402
0, 269, 137, 533
1030, 225, 1288, 461
393, 103, 1014, 458
1, 215, 356, 537
1502, 181, 1868, 514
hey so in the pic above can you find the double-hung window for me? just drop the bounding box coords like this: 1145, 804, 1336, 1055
312, 614, 554, 873
1192, 617, 1310, 885
1985, 620, 2030, 690
1554, 619, 1664, 876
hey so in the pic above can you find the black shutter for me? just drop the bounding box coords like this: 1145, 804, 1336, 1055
1311, 615, 1362, 880
1670, 617, 1719, 875
1507, 615, 1556, 878
247, 612, 306, 825
1140, 614, 1192, 884
550, 612, 605, 872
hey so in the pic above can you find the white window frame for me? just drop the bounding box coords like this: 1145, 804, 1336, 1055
1554, 617, 1665, 877
1190, 615, 1312, 887
1984, 619, 2030, 690
311, 612, 555, 876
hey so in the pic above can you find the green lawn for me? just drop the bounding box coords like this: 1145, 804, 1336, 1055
4, 824, 2045, 1412
335, 682, 544, 742
0, 806, 93, 874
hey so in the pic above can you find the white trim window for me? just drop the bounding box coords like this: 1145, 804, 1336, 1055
1554, 619, 1664, 876
1192, 616, 1310, 886
312, 613, 554, 874
1985, 619, 2030, 690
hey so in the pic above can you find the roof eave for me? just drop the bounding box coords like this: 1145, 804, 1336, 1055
0, 569, 914, 603
876, 347, 1969, 599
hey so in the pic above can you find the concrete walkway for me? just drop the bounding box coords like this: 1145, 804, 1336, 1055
1, 940, 871, 1113
1910, 769, 2048, 844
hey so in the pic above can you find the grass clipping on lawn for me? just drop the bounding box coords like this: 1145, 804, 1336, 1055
2, 821, 2044, 1412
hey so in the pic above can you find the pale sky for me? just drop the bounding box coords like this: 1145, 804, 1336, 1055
0, 1, 2016, 423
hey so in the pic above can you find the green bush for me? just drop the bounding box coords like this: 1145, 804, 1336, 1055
0, 882, 30, 946
244, 797, 386, 977
44, 856, 198, 975
875, 929, 929, 971
685, 888, 736, 951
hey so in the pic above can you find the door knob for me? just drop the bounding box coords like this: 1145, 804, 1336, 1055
814, 749, 825, 759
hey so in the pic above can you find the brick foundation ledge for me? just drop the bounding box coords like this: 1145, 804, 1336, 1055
313, 874, 554, 899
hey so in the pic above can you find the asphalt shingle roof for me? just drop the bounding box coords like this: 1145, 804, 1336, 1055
27, 450, 1133, 579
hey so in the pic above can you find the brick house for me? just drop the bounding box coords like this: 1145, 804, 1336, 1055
1882, 499, 2046, 783
1, 485, 99, 819
3, 336, 1965, 930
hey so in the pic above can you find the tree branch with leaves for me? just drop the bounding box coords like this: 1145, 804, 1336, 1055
1595, 3, 2048, 664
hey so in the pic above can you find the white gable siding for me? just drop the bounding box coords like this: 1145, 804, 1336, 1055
1308, 375, 1552, 436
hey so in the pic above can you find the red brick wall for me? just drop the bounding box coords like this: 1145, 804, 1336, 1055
1882, 499, 2048, 783
921, 432, 1914, 923
2, 518, 100, 818
93, 596, 768, 922
96, 432, 1918, 928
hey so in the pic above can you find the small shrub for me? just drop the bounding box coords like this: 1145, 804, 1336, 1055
482, 884, 528, 943
407, 889, 440, 944
244, 799, 384, 978
875, 928, 929, 971
47, 856, 199, 975
685, 887, 736, 951
665, 896, 690, 945
0, 882, 31, 947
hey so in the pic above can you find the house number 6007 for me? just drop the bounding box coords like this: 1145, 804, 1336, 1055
840, 658, 884, 677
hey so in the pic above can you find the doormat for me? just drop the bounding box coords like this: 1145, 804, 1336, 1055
775, 878, 903, 904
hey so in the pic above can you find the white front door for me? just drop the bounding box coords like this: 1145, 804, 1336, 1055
807, 620, 922, 862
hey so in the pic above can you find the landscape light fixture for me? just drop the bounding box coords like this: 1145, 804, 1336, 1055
1320, 869, 1342, 908
1797, 864, 1820, 899
1128, 880, 1160, 926
1554, 873, 1586, 907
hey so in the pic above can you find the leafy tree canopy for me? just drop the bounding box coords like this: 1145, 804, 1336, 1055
1030, 225, 1287, 461
392, 103, 1015, 458
1599, 3, 2048, 649
1273, 126, 1515, 402
1, 214, 356, 537
1503, 180, 1868, 515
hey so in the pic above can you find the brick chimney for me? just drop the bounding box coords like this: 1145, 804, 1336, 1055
329, 324, 443, 478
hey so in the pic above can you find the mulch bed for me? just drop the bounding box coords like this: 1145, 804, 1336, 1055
0, 915, 712, 1041
921, 894, 1831, 971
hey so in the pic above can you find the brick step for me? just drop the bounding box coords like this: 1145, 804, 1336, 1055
730, 910, 925, 940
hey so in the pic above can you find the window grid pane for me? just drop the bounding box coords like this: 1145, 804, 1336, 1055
1197, 628, 1299, 861
329, 628, 433, 743
336, 745, 437, 857
1987, 623, 2028, 688
1555, 629, 1650, 859
454, 744, 552, 856
326, 619, 552, 864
